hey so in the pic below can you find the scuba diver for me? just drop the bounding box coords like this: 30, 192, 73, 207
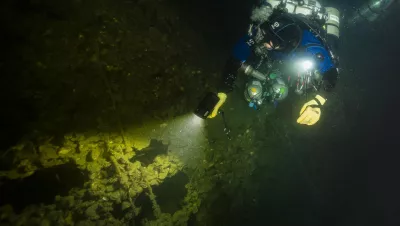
207, 0, 341, 126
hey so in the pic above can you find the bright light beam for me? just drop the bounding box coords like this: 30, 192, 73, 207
158, 113, 208, 166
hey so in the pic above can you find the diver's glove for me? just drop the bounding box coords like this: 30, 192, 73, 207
297, 95, 326, 126
208, 93, 227, 119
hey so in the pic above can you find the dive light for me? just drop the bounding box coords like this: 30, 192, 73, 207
194, 92, 220, 119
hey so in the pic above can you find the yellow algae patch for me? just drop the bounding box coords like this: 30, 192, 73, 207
131, 137, 151, 150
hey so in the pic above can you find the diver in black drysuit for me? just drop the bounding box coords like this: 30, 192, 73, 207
209, 7, 340, 126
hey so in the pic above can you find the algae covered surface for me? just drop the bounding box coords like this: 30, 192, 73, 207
0, 0, 348, 225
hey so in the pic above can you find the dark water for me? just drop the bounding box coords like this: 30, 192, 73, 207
0, 163, 87, 213
1, 0, 400, 225
153, 172, 188, 214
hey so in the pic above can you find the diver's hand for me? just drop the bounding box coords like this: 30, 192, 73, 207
208, 93, 227, 119
297, 95, 326, 126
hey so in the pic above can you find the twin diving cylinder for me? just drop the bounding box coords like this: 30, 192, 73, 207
266, 0, 397, 31
265, 0, 341, 39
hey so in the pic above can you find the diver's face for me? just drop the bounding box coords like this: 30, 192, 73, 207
264, 40, 280, 50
